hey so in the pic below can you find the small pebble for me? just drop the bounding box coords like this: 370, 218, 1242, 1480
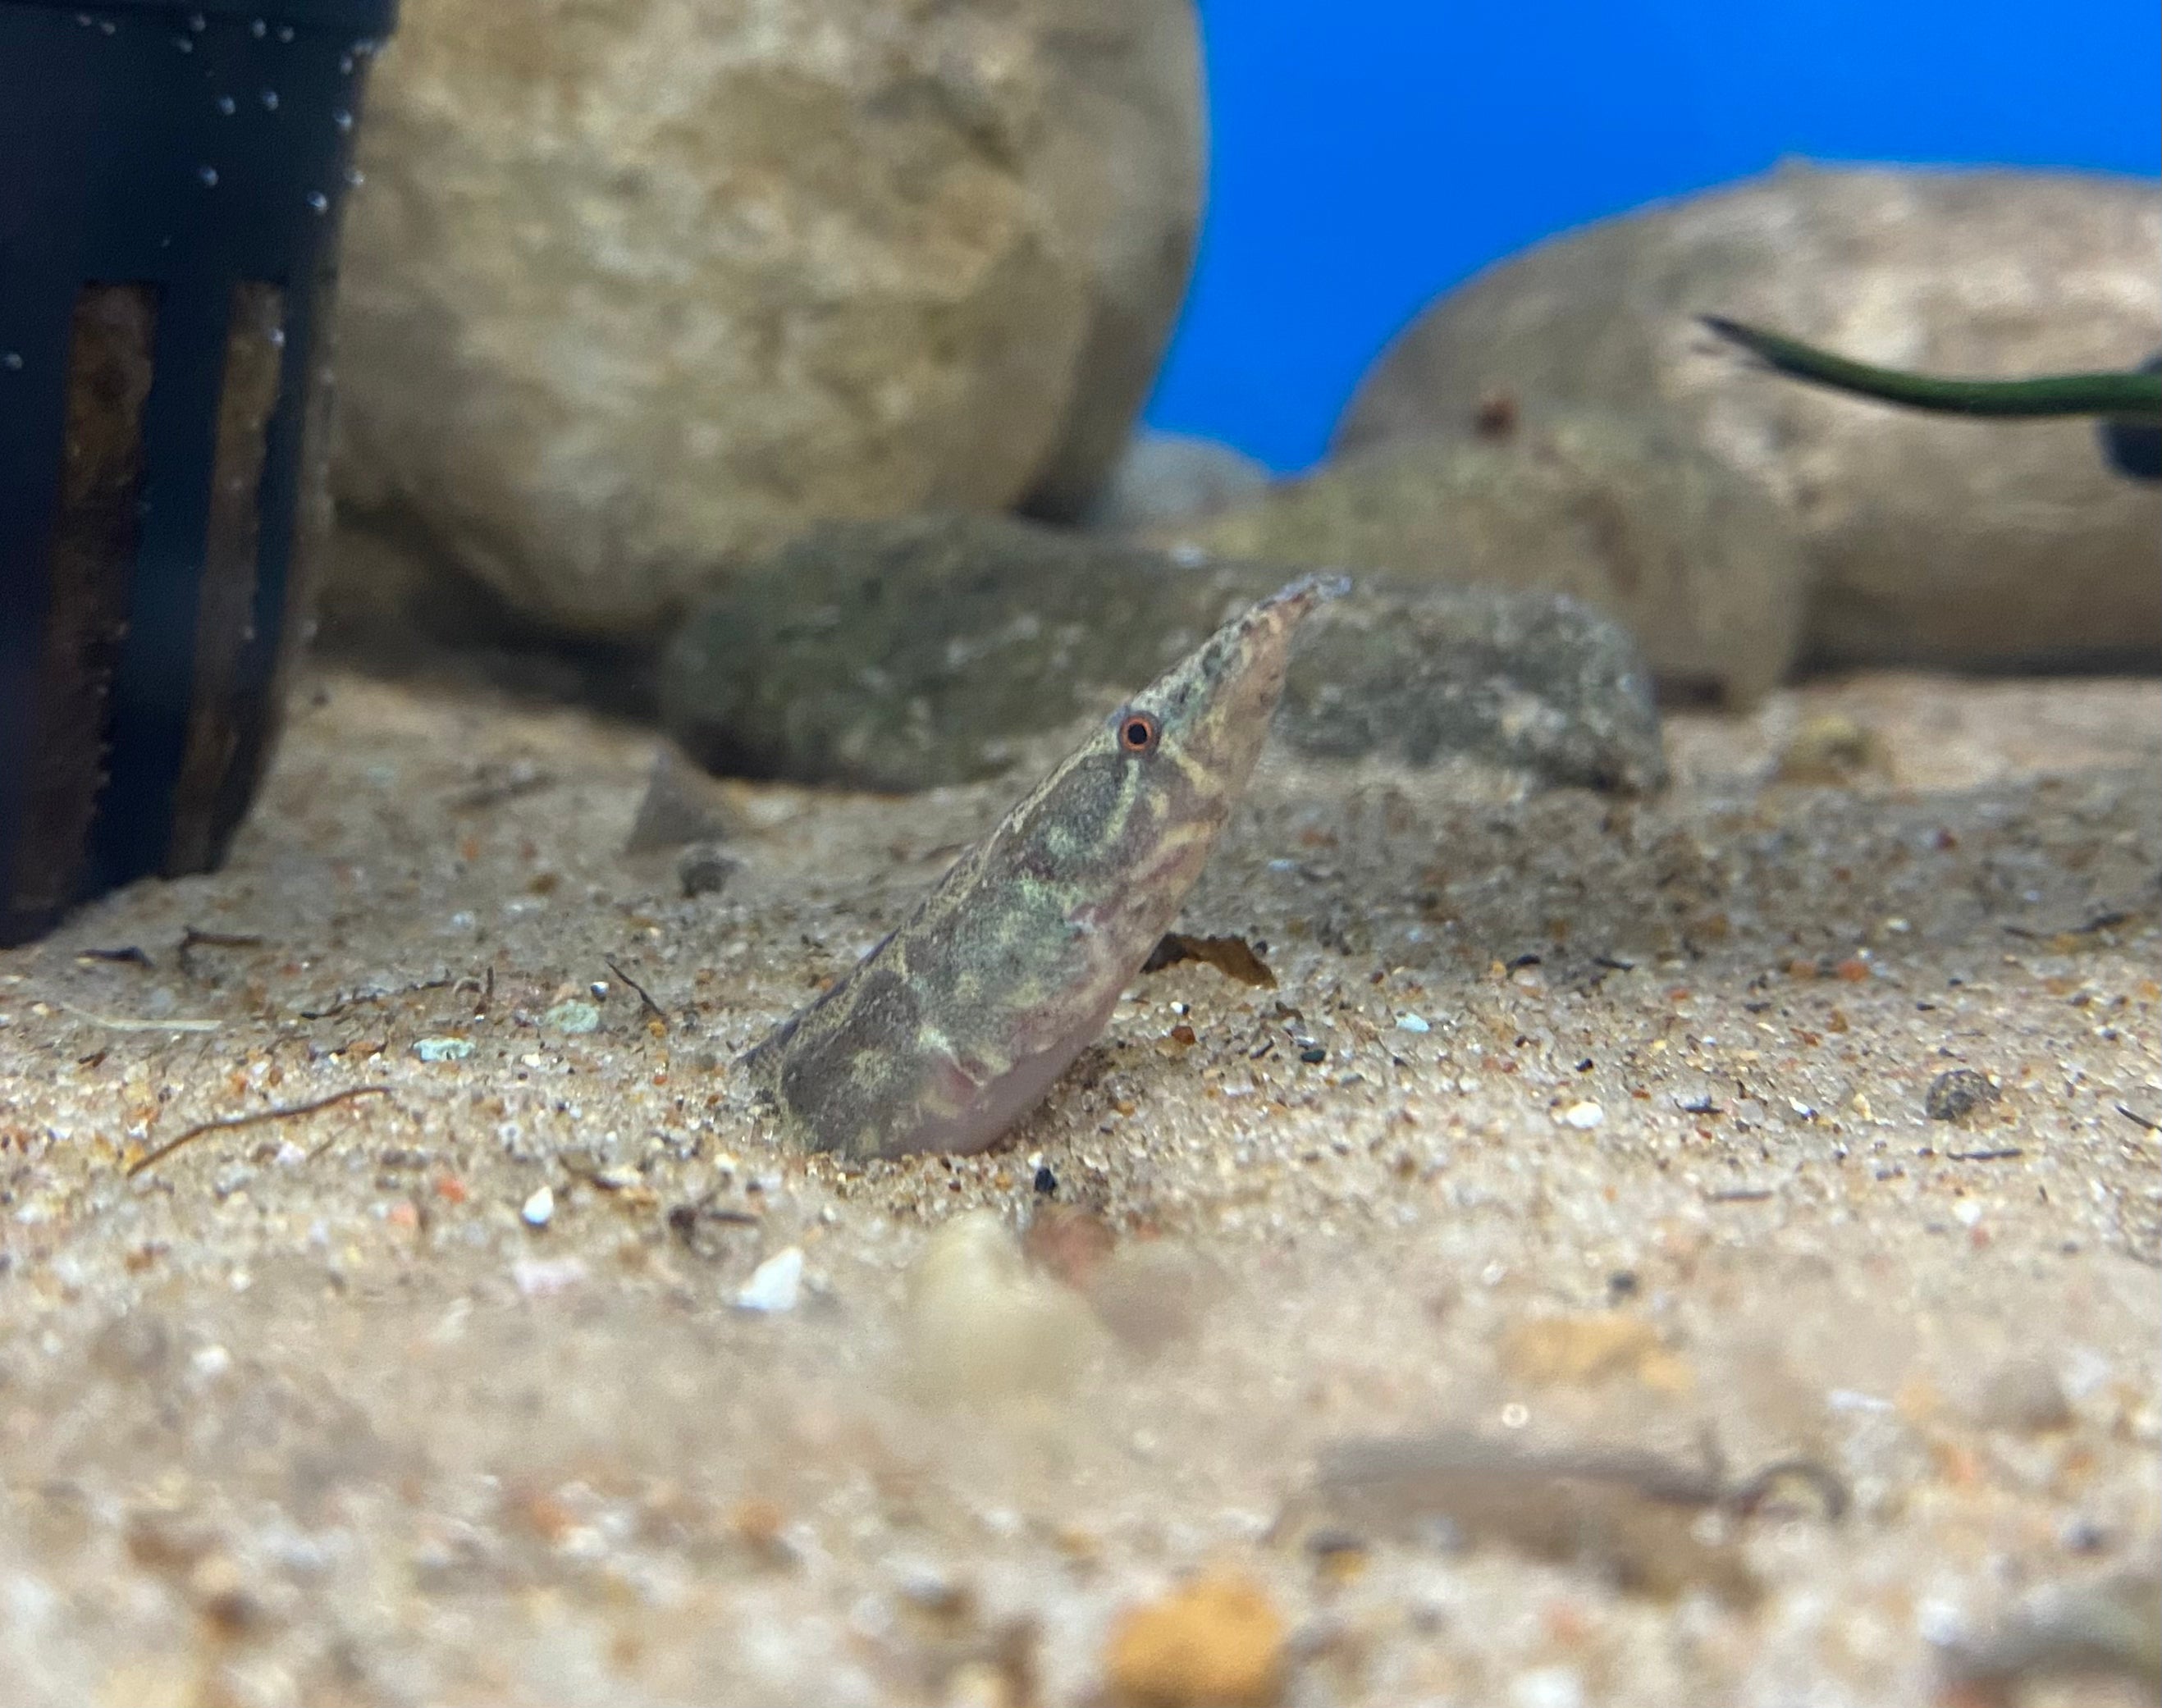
678, 843, 739, 898
521, 1185, 555, 1228
1972, 1355, 2074, 1434
413, 1036, 473, 1062
735, 1245, 804, 1312
623, 745, 740, 854
1775, 713, 1883, 785
1104, 1570, 1285, 1707
1925, 1067, 1999, 1121
1394, 1012, 1430, 1034
1560, 1099, 1604, 1130
546, 999, 601, 1035
513, 1256, 587, 1298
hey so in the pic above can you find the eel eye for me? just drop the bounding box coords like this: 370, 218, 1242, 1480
1115, 709, 1161, 756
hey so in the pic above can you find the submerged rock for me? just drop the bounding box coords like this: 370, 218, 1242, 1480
1076, 428, 1272, 532
335, 0, 1204, 638
1281, 577, 1665, 791
622, 747, 742, 856
1337, 162, 2162, 674
1149, 413, 1803, 705
658, 514, 1665, 793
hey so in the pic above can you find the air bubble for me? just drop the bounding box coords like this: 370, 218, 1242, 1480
345, 167, 364, 188
337, 54, 353, 73
249, 18, 266, 37
2, 353, 23, 372
260, 89, 279, 111
275, 23, 293, 42
267, 327, 286, 349
198, 165, 220, 187
97, 16, 114, 32
216, 94, 236, 116
332, 107, 353, 131
172, 34, 192, 52
74, 12, 91, 25
304, 190, 328, 213
189, 11, 205, 28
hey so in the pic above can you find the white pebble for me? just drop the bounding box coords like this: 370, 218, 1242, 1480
521, 1185, 555, 1227
1510, 1666, 1584, 1708
735, 1245, 804, 1312
1395, 1012, 1431, 1034
1561, 1099, 1605, 1130
514, 1256, 587, 1298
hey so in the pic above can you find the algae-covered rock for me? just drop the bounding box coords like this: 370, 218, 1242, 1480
659, 514, 1665, 793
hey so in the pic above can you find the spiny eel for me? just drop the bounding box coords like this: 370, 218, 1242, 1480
738, 573, 1346, 1160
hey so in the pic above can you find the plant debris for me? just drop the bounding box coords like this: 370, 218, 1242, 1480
75, 945, 152, 968
1298, 1430, 1846, 1605
126, 1085, 393, 1178
1141, 932, 1277, 989
298, 972, 458, 1021
55, 999, 220, 1034
603, 954, 669, 1029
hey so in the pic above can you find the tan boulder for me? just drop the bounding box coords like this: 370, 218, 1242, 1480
332, 0, 1202, 637
1149, 411, 1808, 704
1337, 162, 2162, 674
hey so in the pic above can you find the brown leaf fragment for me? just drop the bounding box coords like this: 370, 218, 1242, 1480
1141, 933, 1277, 989
1302, 1431, 1808, 1606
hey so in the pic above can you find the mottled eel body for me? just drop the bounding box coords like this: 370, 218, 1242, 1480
739, 574, 1344, 1159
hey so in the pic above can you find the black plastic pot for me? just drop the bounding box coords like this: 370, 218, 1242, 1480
0, 0, 396, 944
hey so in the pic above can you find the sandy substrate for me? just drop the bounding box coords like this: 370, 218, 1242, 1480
1, 664, 2157, 1707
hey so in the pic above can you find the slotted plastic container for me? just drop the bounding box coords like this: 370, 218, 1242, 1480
0, 0, 397, 943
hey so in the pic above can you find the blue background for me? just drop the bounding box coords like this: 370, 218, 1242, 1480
1145, 2, 2162, 472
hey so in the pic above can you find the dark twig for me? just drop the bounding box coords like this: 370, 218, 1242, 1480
299, 975, 455, 1021
1724, 1455, 1852, 1521
604, 955, 669, 1030
181, 926, 265, 950
76, 945, 153, 968
126, 1085, 392, 1179
178, 925, 266, 980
